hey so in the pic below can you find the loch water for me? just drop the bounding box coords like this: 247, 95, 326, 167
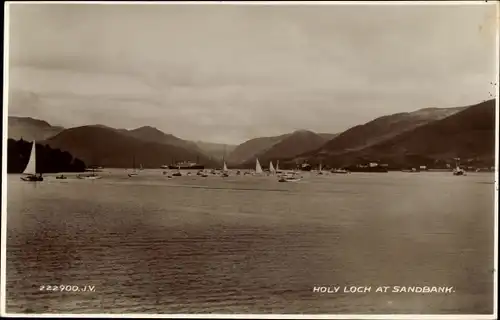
5, 170, 495, 314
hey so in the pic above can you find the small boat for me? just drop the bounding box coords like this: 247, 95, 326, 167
20, 141, 44, 182
77, 166, 102, 180
453, 168, 466, 176
300, 163, 312, 172
172, 165, 182, 176
278, 172, 302, 182
276, 160, 282, 174
452, 158, 466, 176
331, 168, 350, 174
77, 174, 102, 180
317, 162, 324, 175
56, 174, 67, 180
128, 156, 139, 177
221, 159, 229, 177
77, 172, 102, 179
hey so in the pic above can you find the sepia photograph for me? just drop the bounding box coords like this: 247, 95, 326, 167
1, 1, 498, 318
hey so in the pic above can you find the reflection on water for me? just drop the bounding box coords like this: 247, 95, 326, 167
6, 170, 495, 314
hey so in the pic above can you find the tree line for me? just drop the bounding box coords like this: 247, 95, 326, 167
7, 138, 86, 173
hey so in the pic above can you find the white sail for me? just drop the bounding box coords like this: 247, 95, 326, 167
255, 158, 263, 174
269, 161, 275, 173
23, 141, 37, 175
319, 162, 322, 171
276, 160, 280, 171
223, 161, 228, 172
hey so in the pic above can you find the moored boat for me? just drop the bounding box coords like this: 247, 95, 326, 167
278, 172, 302, 182
317, 162, 324, 175
269, 161, 276, 175
452, 158, 466, 176
402, 168, 419, 173
222, 158, 229, 177
77, 166, 102, 180
254, 158, 263, 175
128, 155, 139, 177
331, 168, 350, 174
77, 174, 102, 180
167, 161, 204, 170
20, 141, 44, 182
276, 160, 282, 174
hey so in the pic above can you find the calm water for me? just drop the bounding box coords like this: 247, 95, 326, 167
5, 170, 496, 314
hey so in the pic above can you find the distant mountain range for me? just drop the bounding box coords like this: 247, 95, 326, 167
286, 99, 495, 168
8, 98, 496, 170
352, 99, 495, 167
226, 133, 292, 165
8, 119, 234, 168
238, 130, 339, 168
41, 125, 218, 169
307, 106, 466, 157
8, 116, 64, 141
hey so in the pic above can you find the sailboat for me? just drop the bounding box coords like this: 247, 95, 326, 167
220, 145, 229, 177
275, 160, 283, 174
77, 166, 102, 180
269, 161, 276, 175
77, 156, 102, 180
128, 156, 139, 177
452, 158, 466, 176
20, 141, 43, 181
221, 160, 229, 177
317, 161, 324, 175
172, 164, 182, 177
254, 158, 263, 175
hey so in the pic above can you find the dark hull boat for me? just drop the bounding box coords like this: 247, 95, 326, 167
453, 168, 466, 176
21, 174, 43, 182
300, 163, 312, 171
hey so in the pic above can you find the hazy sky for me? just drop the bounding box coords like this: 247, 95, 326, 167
7, 3, 498, 144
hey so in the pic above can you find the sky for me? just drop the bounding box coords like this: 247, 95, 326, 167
6, 2, 498, 145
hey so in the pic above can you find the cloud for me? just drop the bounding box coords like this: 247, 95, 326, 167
6, 3, 497, 144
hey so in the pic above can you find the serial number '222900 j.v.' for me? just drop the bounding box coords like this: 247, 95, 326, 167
39, 285, 96, 292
